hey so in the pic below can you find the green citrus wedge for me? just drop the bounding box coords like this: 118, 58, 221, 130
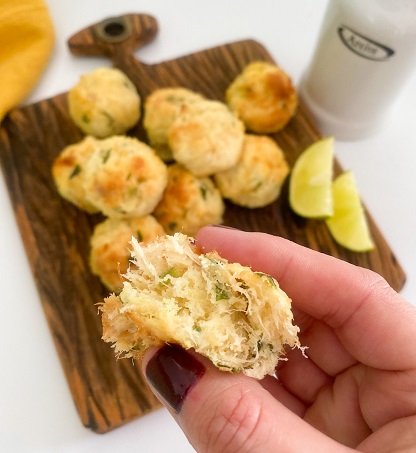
289, 136, 334, 218
326, 171, 374, 252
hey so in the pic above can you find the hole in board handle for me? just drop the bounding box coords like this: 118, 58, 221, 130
94, 16, 132, 43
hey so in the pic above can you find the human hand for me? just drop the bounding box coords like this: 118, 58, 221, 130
142, 226, 416, 452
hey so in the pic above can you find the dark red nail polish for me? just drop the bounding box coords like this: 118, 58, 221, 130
145, 344, 206, 413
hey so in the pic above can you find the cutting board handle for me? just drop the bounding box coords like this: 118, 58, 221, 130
67, 13, 158, 62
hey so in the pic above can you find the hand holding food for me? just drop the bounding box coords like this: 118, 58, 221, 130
138, 226, 416, 452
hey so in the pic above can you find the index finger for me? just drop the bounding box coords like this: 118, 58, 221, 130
196, 226, 416, 370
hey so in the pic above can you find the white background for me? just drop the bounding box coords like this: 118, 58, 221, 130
1, 1, 415, 452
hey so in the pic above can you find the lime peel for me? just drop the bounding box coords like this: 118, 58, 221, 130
325, 171, 374, 252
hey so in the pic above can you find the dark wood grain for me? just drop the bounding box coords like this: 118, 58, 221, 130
0, 13, 406, 433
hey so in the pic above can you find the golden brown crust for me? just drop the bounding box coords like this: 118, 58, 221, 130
100, 294, 157, 354
83, 136, 168, 218
89, 215, 165, 292
153, 164, 224, 235
226, 61, 298, 133
52, 136, 99, 213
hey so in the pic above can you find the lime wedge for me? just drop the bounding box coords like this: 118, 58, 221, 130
289, 137, 334, 218
326, 171, 374, 252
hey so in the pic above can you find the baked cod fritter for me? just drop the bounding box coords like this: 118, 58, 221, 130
99, 233, 301, 379
168, 99, 245, 177
68, 67, 141, 138
89, 215, 165, 293
214, 134, 290, 208
153, 163, 225, 235
226, 61, 298, 133
83, 136, 168, 219
52, 136, 99, 213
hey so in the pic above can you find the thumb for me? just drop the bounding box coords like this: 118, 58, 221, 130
142, 344, 351, 453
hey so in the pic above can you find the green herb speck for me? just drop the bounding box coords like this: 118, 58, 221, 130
255, 272, 276, 287
215, 284, 229, 301
136, 230, 143, 242
102, 149, 112, 164
160, 266, 181, 279
101, 110, 115, 126
253, 181, 263, 191
69, 164, 81, 179
200, 184, 208, 200
168, 222, 178, 232
131, 342, 143, 351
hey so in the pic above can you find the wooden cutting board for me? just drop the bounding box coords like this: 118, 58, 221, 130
0, 14, 406, 433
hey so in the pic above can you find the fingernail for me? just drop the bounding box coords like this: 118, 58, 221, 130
209, 224, 239, 230
145, 344, 206, 413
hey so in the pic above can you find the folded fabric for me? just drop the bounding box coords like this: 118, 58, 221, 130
0, 0, 55, 121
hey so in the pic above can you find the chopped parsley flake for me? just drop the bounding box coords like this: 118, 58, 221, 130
136, 230, 143, 242
254, 272, 276, 287
200, 184, 208, 200
101, 110, 115, 126
215, 284, 229, 301
102, 149, 112, 164
168, 222, 178, 232
69, 164, 81, 179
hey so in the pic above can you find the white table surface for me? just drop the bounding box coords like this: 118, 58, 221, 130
1, 1, 415, 452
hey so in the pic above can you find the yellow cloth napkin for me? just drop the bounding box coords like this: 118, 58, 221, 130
0, 0, 54, 121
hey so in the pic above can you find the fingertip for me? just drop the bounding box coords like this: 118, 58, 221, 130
196, 225, 251, 257
196, 224, 238, 248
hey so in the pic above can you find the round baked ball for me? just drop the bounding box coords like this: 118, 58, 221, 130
68, 67, 141, 138
226, 61, 298, 133
214, 134, 290, 208
143, 87, 205, 162
99, 233, 301, 379
83, 136, 168, 218
153, 164, 225, 235
52, 136, 99, 213
168, 99, 245, 177
89, 215, 165, 293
